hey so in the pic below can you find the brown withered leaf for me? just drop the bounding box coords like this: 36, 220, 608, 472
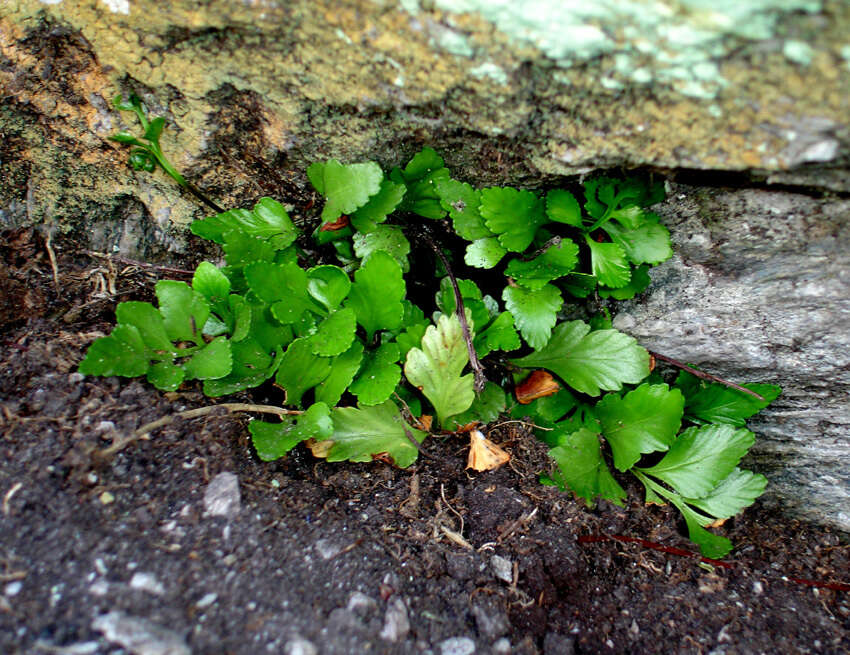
515, 370, 560, 404
319, 215, 350, 231
466, 429, 510, 472
306, 438, 333, 458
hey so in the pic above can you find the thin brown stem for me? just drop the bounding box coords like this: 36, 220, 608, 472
649, 351, 765, 401
95, 403, 302, 459
82, 250, 195, 277
423, 235, 487, 393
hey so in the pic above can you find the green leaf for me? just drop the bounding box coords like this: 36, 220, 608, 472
309, 307, 357, 357
314, 341, 365, 406
598, 265, 652, 300
396, 323, 428, 360
505, 239, 579, 290
510, 320, 649, 396
275, 338, 333, 407
445, 382, 507, 431
307, 159, 384, 223
353, 225, 411, 272
585, 238, 631, 288
677, 374, 782, 426
465, 237, 507, 269
182, 336, 232, 380
192, 262, 231, 307
583, 177, 647, 222
546, 189, 583, 227
685, 468, 767, 521
144, 116, 166, 143
249, 304, 294, 354
202, 336, 280, 397
325, 401, 427, 468
404, 313, 475, 427
349, 342, 401, 406
245, 261, 317, 324
595, 383, 684, 471
346, 251, 405, 340
502, 283, 562, 350
350, 179, 406, 232
115, 301, 174, 354
602, 219, 672, 266
473, 311, 521, 358
400, 168, 450, 219
435, 177, 491, 240
402, 147, 444, 181
250, 402, 334, 461
146, 361, 185, 391
560, 273, 598, 299
191, 198, 297, 251
674, 498, 734, 559
435, 277, 490, 332
79, 325, 149, 378
547, 428, 626, 507
638, 424, 756, 498
306, 265, 351, 313
221, 231, 277, 267
155, 281, 210, 343
480, 187, 546, 253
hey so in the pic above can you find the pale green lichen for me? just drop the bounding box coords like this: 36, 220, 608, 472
783, 40, 815, 66
428, 0, 823, 99
469, 61, 508, 85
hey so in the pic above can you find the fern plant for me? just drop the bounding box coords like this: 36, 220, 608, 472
83, 142, 780, 558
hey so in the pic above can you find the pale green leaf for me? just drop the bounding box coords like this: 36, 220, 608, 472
275, 338, 333, 407
547, 428, 626, 507
465, 237, 507, 269
638, 424, 756, 498
602, 219, 672, 266
585, 238, 631, 288
249, 402, 333, 461
595, 383, 684, 471
598, 264, 652, 300
181, 336, 231, 380
314, 341, 365, 406
404, 313, 475, 427
480, 186, 546, 253
502, 283, 562, 350
79, 325, 148, 378
684, 468, 767, 521
509, 320, 649, 396
346, 250, 405, 340
353, 225, 411, 272
434, 177, 491, 240
505, 239, 579, 290
191, 198, 296, 250
308, 159, 384, 222
546, 189, 583, 227
306, 265, 351, 313
349, 342, 401, 406
309, 307, 357, 357
192, 262, 231, 306
325, 401, 427, 468
350, 179, 406, 232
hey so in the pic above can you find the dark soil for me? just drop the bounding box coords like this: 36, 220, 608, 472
1, 229, 848, 655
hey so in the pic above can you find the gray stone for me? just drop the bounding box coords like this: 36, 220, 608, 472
379, 597, 410, 642
92, 612, 190, 655
283, 638, 318, 655
203, 472, 241, 519
346, 591, 378, 617
489, 555, 513, 584
129, 572, 165, 596
614, 184, 850, 531
543, 632, 575, 655
439, 637, 476, 655
471, 598, 509, 640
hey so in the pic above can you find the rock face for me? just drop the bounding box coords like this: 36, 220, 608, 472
614, 184, 850, 531
1, 1, 848, 531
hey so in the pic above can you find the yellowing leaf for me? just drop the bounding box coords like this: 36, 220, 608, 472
404, 313, 475, 428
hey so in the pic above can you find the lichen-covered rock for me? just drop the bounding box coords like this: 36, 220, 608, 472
614, 184, 850, 531
2, 0, 848, 252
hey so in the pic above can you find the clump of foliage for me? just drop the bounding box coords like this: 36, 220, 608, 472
90, 116, 780, 558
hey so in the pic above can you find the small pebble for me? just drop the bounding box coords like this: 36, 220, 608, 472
314, 539, 342, 560
439, 636, 476, 655
196, 592, 218, 609
99, 491, 115, 505
752, 580, 764, 595
5, 581, 22, 596
129, 572, 165, 596
92, 611, 190, 655
283, 637, 318, 655
204, 472, 241, 518
346, 591, 377, 615
379, 597, 410, 642
491, 638, 511, 655
490, 555, 513, 583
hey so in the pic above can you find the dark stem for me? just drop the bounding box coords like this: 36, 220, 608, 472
422, 234, 488, 393
183, 180, 224, 213
82, 251, 195, 277
649, 351, 765, 401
